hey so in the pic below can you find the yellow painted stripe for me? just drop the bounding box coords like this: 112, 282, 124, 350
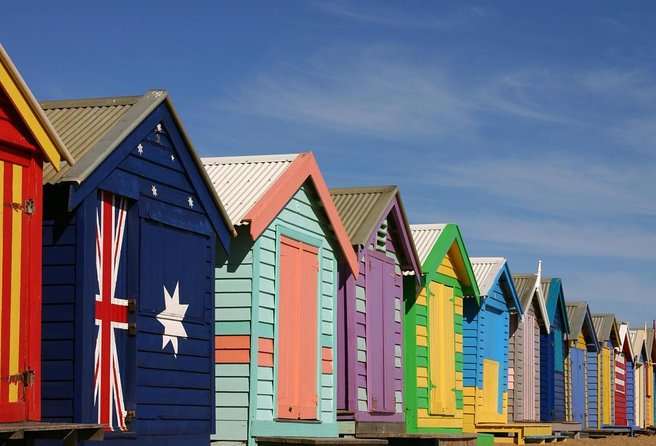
0, 62, 61, 168
8, 163, 22, 402
0, 160, 4, 379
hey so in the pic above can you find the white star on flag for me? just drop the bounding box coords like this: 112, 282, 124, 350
187, 196, 194, 208
157, 281, 188, 357
151, 185, 158, 197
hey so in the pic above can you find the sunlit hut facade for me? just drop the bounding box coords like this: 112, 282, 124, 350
630, 328, 649, 428
463, 257, 541, 444
616, 323, 635, 426
591, 314, 621, 427
540, 277, 570, 423
509, 268, 550, 423
0, 44, 73, 423
329, 186, 422, 435
203, 153, 358, 446
564, 302, 598, 429
404, 224, 480, 434
40, 90, 235, 445
646, 328, 656, 428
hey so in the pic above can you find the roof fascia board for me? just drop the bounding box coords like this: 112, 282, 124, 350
423, 224, 480, 303
499, 262, 523, 317
243, 152, 359, 276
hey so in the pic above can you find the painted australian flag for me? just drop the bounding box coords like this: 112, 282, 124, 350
93, 191, 132, 432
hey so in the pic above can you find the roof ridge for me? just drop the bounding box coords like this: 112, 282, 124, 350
41, 94, 145, 109
329, 185, 398, 194
201, 153, 300, 164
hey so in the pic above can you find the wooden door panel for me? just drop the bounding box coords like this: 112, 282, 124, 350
277, 236, 319, 420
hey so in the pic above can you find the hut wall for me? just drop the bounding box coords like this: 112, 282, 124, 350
404, 252, 465, 433
341, 220, 404, 423
214, 184, 340, 445
41, 110, 222, 445
627, 361, 635, 426
463, 279, 510, 430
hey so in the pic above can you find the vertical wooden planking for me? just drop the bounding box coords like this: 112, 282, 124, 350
298, 244, 319, 419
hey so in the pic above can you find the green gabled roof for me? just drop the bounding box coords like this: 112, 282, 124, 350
410, 223, 480, 303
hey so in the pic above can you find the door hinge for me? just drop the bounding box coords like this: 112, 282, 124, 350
4, 199, 35, 215
125, 410, 136, 424
2, 369, 35, 387
128, 322, 137, 336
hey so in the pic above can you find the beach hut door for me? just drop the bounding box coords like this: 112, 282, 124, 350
365, 255, 396, 414
571, 348, 585, 423
277, 236, 319, 420
0, 153, 38, 422
523, 313, 536, 420
428, 282, 456, 416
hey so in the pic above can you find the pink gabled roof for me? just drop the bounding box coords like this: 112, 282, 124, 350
203, 152, 358, 276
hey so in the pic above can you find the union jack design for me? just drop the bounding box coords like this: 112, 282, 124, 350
93, 191, 129, 431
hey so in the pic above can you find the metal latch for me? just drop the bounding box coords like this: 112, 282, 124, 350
3, 369, 35, 386
128, 323, 137, 336
3, 199, 35, 215
125, 410, 136, 424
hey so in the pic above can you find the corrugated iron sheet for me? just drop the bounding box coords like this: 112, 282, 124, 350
470, 257, 505, 296
202, 154, 298, 224
41, 95, 141, 184
566, 301, 588, 340
540, 278, 552, 306
512, 274, 537, 313
409, 223, 446, 265
329, 186, 397, 246
631, 329, 647, 361
592, 314, 616, 341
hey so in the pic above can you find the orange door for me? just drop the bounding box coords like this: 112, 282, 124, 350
277, 236, 319, 420
0, 148, 41, 422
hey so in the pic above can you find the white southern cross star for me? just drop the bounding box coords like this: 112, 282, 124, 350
151, 185, 158, 197
157, 281, 189, 357
137, 143, 143, 155
171, 154, 175, 161
187, 196, 194, 208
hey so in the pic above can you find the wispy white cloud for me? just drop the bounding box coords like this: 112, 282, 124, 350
416, 155, 656, 218
217, 46, 475, 140
312, 1, 496, 30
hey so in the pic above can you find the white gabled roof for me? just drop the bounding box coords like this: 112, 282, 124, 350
470, 257, 506, 296
202, 153, 299, 224
409, 224, 446, 265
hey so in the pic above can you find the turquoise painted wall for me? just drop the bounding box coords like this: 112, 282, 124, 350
214, 182, 340, 445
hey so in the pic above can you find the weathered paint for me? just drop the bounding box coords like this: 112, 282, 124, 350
41, 100, 229, 445
0, 44, 70, 422
405, 224, 480, 434
462, 259, 522, 433
213, 181, 346, 445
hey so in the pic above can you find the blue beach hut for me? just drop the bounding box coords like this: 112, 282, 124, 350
40, 91, 234, 445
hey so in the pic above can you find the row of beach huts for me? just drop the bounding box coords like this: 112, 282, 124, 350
0, 44, 654, 446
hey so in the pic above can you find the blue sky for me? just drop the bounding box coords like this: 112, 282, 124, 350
2, 2, 655, 326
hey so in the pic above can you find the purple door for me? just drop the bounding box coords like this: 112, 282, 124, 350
366, 254, 396, 414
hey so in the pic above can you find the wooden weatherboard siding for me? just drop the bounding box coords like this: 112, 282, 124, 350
213, 182, 346, 446
463, 258, 522, 433
405, 224, 480, 434
41, 94, 231, 446
508, 272, 549, 424
540, 278, 569, 423
0, 44, 70, 422
330, 187, 421, 433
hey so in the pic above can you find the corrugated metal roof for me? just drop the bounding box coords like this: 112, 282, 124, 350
41, 94, 144, 184
329, 186, 398, 246
566, 301, 588, 340
592, 313, 616, 341
470, 257, 505, 296
647, 328, 654, 356
201, 154, 298, 224
540, 278, 552, 305
410, 224, 446, 265
39, 90, 235, 244
512, 274, 538, 313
